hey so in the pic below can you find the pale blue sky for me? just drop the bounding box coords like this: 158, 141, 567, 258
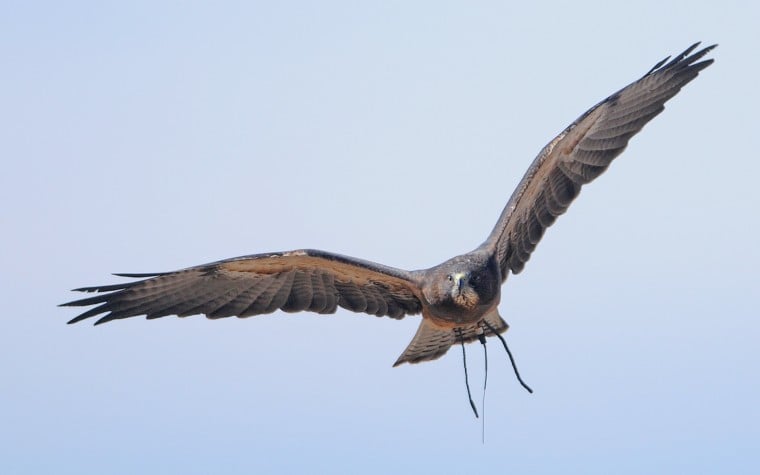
2, 1, 759, 474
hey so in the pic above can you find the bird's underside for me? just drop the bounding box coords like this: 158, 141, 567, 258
62, 43, 715, 368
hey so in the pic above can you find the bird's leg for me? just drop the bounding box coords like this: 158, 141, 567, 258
482, 320, 534, 394
455, 327, 479, 418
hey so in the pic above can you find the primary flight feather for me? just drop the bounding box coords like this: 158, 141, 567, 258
63, 43, 715, 367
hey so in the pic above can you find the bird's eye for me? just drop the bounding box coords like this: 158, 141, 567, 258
447, 275, 453, 282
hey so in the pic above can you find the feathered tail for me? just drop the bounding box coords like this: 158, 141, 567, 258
393, 309, 508, 366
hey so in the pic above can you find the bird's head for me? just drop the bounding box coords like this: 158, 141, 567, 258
447, 271, 481, 310
423, 254, 501, 315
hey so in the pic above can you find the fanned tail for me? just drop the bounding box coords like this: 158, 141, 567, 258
392, 309, 508, 366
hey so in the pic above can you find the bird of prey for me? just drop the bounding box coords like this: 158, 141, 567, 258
63, 43, 715, 369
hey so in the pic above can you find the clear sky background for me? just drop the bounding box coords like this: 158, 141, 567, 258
2, 1, 758, 474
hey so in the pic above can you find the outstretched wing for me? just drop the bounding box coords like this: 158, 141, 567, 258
481, 43, 716, 278
62, 249, 424, 324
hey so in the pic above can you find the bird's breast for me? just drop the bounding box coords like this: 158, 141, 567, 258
423, 298, 499, 328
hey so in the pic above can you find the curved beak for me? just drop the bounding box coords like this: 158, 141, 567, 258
453, 272, 467, 293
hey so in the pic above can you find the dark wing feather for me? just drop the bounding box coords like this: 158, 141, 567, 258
62, 249, 424, 324
481, 43, 716, 278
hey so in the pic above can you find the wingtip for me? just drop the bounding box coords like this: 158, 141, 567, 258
66, 315, 87, 324
112, 272, 163, 278
701, 43, 719, 55
690, 41, 717, 51
392, 353, 415, 367
646, 55, 671, 76
66, 312, 114, 325
681, 42, 718, 63
685, 41, 702, 53
646, 41, 718, 77
59, 297, 93, 307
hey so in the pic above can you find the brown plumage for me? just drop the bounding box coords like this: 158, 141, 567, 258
62, 43, 715, 367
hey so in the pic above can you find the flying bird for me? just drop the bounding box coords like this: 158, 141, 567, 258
63, 43, 715, 370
